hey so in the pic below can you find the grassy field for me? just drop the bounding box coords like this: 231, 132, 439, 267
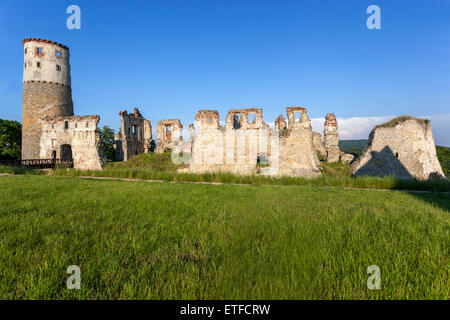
39, 153, 449, 192
0, 175, 448, 299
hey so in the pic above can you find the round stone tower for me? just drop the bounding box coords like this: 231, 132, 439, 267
22, 38, 74, 159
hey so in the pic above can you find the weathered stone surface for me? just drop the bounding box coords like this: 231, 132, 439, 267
340, 152, 354, 164
22, 81, 73, 159
39, 115, 105, 170
312, 131, 326, 157
324, 113, 340, 163
22, 38, 71, 86
21, 38, 106, 170
275, 114, 287, 131
155, 119, 183, 153
189, 107, 320, 177
114, 108, 153, 161
351, 116, 446, 180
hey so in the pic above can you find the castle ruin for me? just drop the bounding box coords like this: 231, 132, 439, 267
312, 132, 326, 157
21, 38, 105, 169
351, 116, 446, 180
323, 113, 340, 163
19, 38, 445, 180
155, 119, 183, 153
114, 108, 153, 161
189, 107, 321, 177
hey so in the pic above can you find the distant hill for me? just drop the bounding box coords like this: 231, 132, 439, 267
340, 140, 449, 178
339, 140, 368, 156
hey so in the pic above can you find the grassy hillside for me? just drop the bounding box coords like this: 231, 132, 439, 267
339, 139, 368, 156
436, 146, 450, 178
0, 175, 448, 299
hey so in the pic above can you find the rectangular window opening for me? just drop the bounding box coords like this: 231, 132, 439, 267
56, 65, 61, 71
233, 113, 241, 129
56, 51, 61, 57
37, 62, 41, 68
36, 47, 42, 55
294, 111, 302, 122
248, 113, 256, 123
64, 121, 69, 129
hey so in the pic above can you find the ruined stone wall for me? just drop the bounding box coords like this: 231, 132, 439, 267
22, 81, 74, 159
155, 119, 183, 153
324, 113, 340, 163
23, 38, 71, 86
22, 39, 73, 160
351, 117, 445, 180
189, 107, 320, 177
114, 108, 153, 161
277, 107, 320, 177
39, 115, 105, 170
274, 114, 287, 131
312, 131, 326, 157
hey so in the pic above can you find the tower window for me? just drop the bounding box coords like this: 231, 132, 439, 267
64, 121, 69, 129
86, 122, 89, 128
56, 65, 61, 71
36, 47, 43, 55
37, 62, 41, 68
25, 48, 27, 54
56, 51, 61, 57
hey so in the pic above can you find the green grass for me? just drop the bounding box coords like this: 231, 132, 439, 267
375, 115, 430, 129
0, 175, 448, 299
105, 152, 188, 171
436, 146, 450, 178
3, 152, 449, 192
47, 153, 450, 192
339, 139, 368, 156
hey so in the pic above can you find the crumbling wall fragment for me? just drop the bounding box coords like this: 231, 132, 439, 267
114, 108, 153, 161
324, 113, 340, 163
189, 107, 320, 177
312, 131, 326, 157
351, 116, 446, 180
339, 152, 354, 164
155, 119, 183, 153
276, 107, 320, 177
39, 115, 105, 170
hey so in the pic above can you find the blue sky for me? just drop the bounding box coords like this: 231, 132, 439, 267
0, 0, 449, 145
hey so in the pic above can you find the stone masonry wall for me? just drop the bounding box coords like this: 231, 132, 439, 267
312, 131, 326, 157
39, 115, 105, 170
155, 119, 183, 153
324, 113, 340, 163
351, 118, 446, 180
114, 108, 153, 161
22, 81, 73, 159
189, 107, 320, 177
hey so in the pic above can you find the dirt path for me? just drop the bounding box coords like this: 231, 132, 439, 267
1, 173, 448, 194
77, 175, 449, 194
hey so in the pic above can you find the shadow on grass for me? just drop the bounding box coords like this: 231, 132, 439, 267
406, 192, 450, 212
